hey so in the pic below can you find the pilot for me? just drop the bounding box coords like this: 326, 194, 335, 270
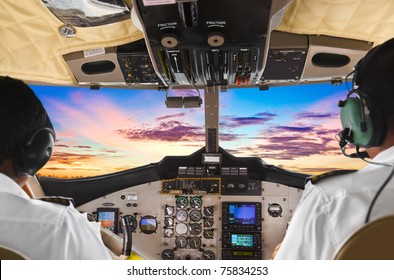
274, 38, 394, 259
0, 76, 111, 259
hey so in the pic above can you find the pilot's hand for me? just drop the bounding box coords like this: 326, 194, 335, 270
271, 242, 282, 259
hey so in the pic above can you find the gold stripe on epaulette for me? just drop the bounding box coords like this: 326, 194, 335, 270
306, 169, 357, 185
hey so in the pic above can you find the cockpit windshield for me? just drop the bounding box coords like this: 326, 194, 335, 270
34, 82, 366, 179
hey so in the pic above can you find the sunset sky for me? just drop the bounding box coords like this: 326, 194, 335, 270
32, 83, 367, 178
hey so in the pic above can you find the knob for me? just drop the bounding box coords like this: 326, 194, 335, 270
161, 34, 178, 48
207, 33, 224, 47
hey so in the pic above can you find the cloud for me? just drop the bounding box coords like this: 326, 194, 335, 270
156, 113, 186, 121
296, 112, 337, 119
75, 145, 92, 149
100, 148, 118, 153
230, 123, 340, 161
49, 152, 97, 165
221, 112, 277, 128
275, 125, 315, 132
116, 120, 205, 142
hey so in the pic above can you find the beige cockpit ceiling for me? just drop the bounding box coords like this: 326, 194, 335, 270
1, 0, 394, 86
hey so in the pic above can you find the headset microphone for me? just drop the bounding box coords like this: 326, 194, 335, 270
336, 128, 370, 159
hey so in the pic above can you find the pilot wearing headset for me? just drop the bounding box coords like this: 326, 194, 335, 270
275, 38, 394, 259
0, 76, 111, 259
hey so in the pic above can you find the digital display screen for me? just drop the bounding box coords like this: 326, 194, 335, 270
98, 211, 116, 232
233, 251, 254, 256
231, 234, 253, 247
228, 203, 256, 225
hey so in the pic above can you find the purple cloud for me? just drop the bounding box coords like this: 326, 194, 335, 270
230, 123, 341, 161
156, 113, 186, 121
297, 112, 337, 119
275, 125, 315, 132
221, 111, 277, 128
116, 120, 205, 142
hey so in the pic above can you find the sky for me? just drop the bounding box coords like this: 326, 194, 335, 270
32, 83, 367, 178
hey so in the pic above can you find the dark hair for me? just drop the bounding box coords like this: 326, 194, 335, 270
355, 37, 394, 128
0, 76, 53, 163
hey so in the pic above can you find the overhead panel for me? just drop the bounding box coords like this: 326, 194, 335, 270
132, 0, 274, 89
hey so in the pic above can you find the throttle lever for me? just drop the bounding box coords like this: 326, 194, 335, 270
120, 215, 133, 257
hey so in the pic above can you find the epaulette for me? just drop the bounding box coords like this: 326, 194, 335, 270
305, 169, 358, 185
34, 196, 75, 207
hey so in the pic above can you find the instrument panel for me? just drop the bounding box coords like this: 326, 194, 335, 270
78, 178, 302, 260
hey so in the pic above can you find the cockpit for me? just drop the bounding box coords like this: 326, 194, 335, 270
2, 0, 394, 261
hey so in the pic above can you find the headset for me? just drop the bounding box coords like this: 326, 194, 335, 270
13, 127, 55, 177
337, 45, 386, 156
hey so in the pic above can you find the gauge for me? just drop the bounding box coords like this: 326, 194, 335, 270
190, 210, 202, 222
203, 229, 214, 239
176, 196, 188, 208
202, 250, 215, 260
175, 236, 188, 248
139, 215, 157, 234
162, 249, 175, 260
189, 223, 202, 235
175, 223, 188, 235
190, 196, 202, 208
203, 206, 214, 216
164, 228, 174, 238
176, 209, 188, 222
164, 217, 174, 227
268, 203, 283, 217
164, 205, 174, 215
189, 236, 202, 249
203, 217, 214, 228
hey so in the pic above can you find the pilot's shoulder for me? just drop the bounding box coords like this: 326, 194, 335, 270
305, 169, 358, 185
34, 196, 75, 207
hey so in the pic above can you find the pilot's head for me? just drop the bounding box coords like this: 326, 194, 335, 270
0, 76, 55, 186
339, 38, 394, 155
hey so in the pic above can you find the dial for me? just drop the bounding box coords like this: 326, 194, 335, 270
202, 250, 215, 260
189, 236, 202, 249
176, 209, 188, 222
203, 229, 214, 239
175, 236, 188, 248
189, 223, 202, 235
190, 210, 202, 222
139, 215, 157, 234
176, 196, 188, 208
203, 206, 214, 216
164, 205, 174, 215
162, 249, 175, 260
175, 223, 188, 235
164, 228, 174, 238
190, 196, 202, 208
164, 217, 174, 226
203, 217, 214, 228
268, 203, 283, 217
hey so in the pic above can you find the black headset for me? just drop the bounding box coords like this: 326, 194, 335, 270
338, 46, 386, 152
13, 127, 55, 177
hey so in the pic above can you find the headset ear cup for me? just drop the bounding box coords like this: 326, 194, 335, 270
339, 93, 385, 148
14, 128, 55, 177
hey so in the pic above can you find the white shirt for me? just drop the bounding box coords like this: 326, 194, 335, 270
0, 173, 111, 260
275, 146, 394, 260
